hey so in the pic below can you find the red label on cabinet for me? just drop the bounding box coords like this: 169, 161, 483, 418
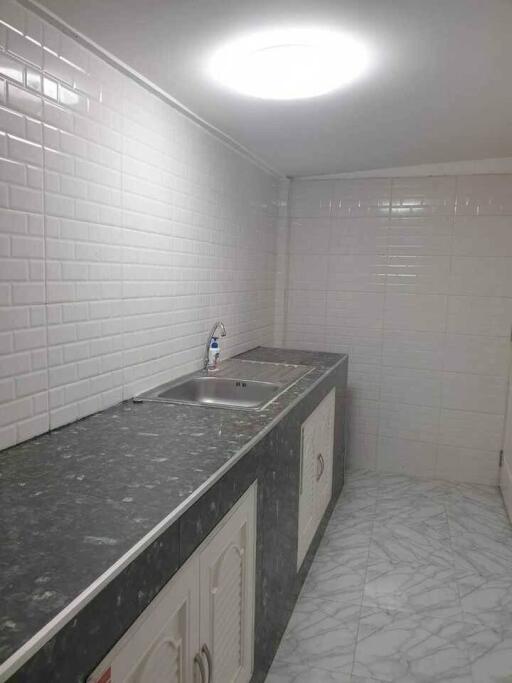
96, 669, 111, 683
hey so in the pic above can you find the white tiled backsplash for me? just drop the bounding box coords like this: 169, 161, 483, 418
284, 175, 512, 485
0, 0, 279, 450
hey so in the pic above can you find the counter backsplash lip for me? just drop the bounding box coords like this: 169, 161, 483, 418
0, 346, 346, 681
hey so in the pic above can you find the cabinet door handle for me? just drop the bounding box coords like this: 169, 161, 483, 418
316, 453, 324, 481
194, 652, 207, 683
202, 643, 213, 682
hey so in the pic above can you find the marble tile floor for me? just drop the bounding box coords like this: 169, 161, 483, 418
266, 470, 512, 683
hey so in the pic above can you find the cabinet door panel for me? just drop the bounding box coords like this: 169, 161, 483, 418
297, 389, 336, 568
315, 390, 335, 523
199, 484, 256, 683
297, 417, 317, 568
87, 561, 199, 683
127, 626, 184, 683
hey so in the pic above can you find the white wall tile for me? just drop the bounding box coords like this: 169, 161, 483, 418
450, 256, 512, 297
348, 362, 381, 402
453, 216, 512, 256
349, 398, 380, 435
379, 401, 439, 443
287, 290, 326, 326
285, 324, 326, 352
0, 0, 279, 449
436, 445, 499, 485
7, 82, 42, 117
329, 217, 388, 254
377, 436, 437, 479
391, 176, 456, 217
439, 409, 504, 451
456, 174, 512, 216
441, 373, 508, 415
382, 330, 445, 370
288, 254, 329, 290
331, 179, 391, 218
0, 13, 48, 447
386, 255, 451, 294
0, 0, 25, 33
325, 291, 384, 329
288, 179, 332, 218
380, 366, 441, 407
323, 326, 382, 365
7, 28, 42, 68
347, 431, 377, 471
289, 218, 330, 254
388, 216, 453, 255
443, 334, 511, 376
447, 296, 512, 337
327, 254, 387, 292
285, 173, 512, 484
383, 293, 448, 332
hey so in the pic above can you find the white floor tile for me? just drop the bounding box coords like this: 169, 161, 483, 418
265, 471, 512, 683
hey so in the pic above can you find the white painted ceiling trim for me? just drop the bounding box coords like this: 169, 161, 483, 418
299, 157, 512, 180
18, 0, 285, 179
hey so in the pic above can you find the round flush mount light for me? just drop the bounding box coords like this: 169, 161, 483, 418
209, 27, 371, 100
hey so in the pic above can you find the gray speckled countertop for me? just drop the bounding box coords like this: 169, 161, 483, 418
0, 347, 344, 671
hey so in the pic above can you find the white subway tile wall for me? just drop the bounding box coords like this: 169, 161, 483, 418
0, 0, 278, 449
284, 175, 512, 485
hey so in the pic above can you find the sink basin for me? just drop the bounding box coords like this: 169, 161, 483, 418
156, 376, 280, 409
134, 359, 311, 410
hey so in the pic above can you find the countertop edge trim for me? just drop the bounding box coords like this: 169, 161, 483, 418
0, 355, 346, 681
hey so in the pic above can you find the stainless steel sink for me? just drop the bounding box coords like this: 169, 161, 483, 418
134, 359, 311, 411
156, 376, 280, 409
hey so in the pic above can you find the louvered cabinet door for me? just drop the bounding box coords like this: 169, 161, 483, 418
87, 560, 199, 683
297, 389, 336, 569
314, 389, 335, 524
297, 415, 318, 569
198, 484, 256, 683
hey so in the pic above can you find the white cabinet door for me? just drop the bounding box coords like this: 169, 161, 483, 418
87, 560, 199, 683
297, 389, 336, 569
297, 415, 318, 568
198, 484, 256, 683
87, 485, 257, 683
315, 390, 335, 523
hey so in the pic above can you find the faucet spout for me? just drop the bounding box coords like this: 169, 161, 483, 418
204, 321, 227, 370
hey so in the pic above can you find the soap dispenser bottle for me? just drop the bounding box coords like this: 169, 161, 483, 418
208, 337, 220, 371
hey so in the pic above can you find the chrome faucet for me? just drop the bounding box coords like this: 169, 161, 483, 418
204, 321, 227, 370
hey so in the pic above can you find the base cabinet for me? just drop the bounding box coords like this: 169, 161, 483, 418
297, 389, 336, 568
199, 489, 255, 683
88, 484, 257, 683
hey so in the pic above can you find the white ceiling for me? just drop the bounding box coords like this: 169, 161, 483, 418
36, 0, 512, 177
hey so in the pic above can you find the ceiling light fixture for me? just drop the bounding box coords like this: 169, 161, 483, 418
209, 27, 371, 100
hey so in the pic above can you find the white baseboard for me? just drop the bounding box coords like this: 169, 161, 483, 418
500, 457, 512, 523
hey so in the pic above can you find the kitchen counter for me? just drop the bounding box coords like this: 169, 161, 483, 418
0, 347, 345, 678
